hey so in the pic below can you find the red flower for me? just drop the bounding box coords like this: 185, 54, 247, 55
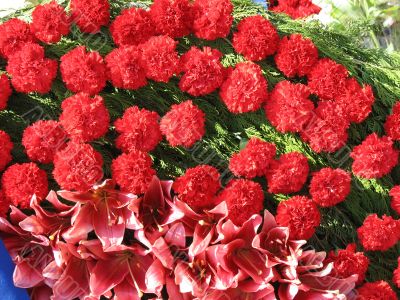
307, 58, 349, 100
351, 133, 398, 179
1, 163, 48, 209
112, 150, 156, 194
216, 179, 264, 226
179, 46, 225, 96
0, 74, 12, 111
357, 280, 397, 300
0, 190, 10, 217
30, 1, 70, 44
232, 15, 279, 61
60, 93, 110, 142
357, 214, 400, 251
6, 43, 57, 94
276, 195, 321, 240
140, 35, 179, 83
149, 0, 192, 38
266, 152, 309, 194
0, 18, 36, 59
110, 7, 155, 47
385, 101, 400, 141
115, 106, 162, 152
53, 141, 104, 191
275, 34, 319, 78
173, 165, 221, 211
229, 137, 276, 178
389, 185, 400, 215
309, 167, 351, 207
22, 120, 67, 164
265, 81, 314, 133
220, 62, 268, 113
192, 0, 233, 40
60, 46, 107, 95
271, 0, 321, 19
0, 130, 13, 172
70, 0, 110, 33
394, 257, 400, 288
160, 100, 205, 148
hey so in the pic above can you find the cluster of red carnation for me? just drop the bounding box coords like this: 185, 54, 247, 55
357, 280, 398, 299
270, 0, 321, 19
0, 74, 11, 111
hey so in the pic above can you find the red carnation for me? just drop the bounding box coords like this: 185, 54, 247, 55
110, 7, 155, 47
357, 214, 400, 251
30, 1, 70, 44
1, 163, 48, 209
389, 185, 400, 215
60, 93, 110, 142
351, 133, 398, 179
22, 120, 67, 164
229, 137, 276, 178
140, 36, 179, 83
220, 62, 268, 113
266, 152, 309, 194
53, 141, 103, 191
112, 150, 156, 194
385, 101, 400, 141
275, 34, 319, 78
60, 46, 107, 95
6, 43, 57, 94
173, 165, 221, 211
393, 257, 400, 288
357, 281, 397, 300
271, 0, 321, 19
115, 106, 162, 152
307, 58, 349, 100
0, 18, 36, 59
265, 80, 314, 133
192, 0, 233, 40
309, 168, 351, 207
0, 74, 12, 111
149, 0, 192, 38
0, 190, 10, 217
216, 179, 264, 226
0, 130, 13, 172
232, 15, 279, 61
276, 195, 321, 240
160, 100, 205, 148
70, 0, 110, 33
179, 46, 225, 96
326, 243, 369, 285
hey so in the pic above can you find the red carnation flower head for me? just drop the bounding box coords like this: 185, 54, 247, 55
393, 257, 400, 288
22, 120, 67, 164
327, 243, 369, 285
140, 35, 179, 83
307, 58, 349, 100
357, 214, 400, 251
300, 101, 350, 153
179, 46, 226, 96
351, 133, 398, 179
217, 179, 264, 226
357, 280, 397, 300
110, 7, 155, 47
60, 93, 110, 142
192, 0, 233, 40
112, 150, 156, 194
149, 0, 192, 38
160, 100, 205, 148
276, 195, 321, 240
173, 165, 221, 211
309, 168, 351, 207
6, 43, 57, 94
60, 46, 107, 95
0, 130, 13, 172
0, 18, 36, 59
70, 0, 110, 33
53, 141, 104, 191
1, 163, 48, 209
232, 15, 280, 61
389, 185, 400, 215
115, 106, 162, 152
271, 0, 321, 19
0, 189, 10, 217
265, 80, 314, 133
229, 137, 276, 178
30, 1, 70, 44
220, 61, 268, 114
385, 101, 400, 141
0, 74, 12, 111
266, 152, 309, 194
275, 34, 319, 78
